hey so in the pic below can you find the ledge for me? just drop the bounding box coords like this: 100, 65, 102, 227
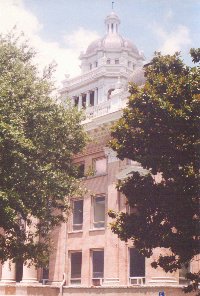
89, 228, 105, 232
68, 230, 83, 234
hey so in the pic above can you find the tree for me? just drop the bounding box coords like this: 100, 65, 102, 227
0, 33, 86, 266
109, 50, 200, 293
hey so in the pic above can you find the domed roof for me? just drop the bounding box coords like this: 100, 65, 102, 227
85, 11, 140, 56
129, 67, 146, 85
105, 11, 120, 23
86, 34, 140, 55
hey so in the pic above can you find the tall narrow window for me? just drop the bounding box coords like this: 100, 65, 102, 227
94, 157, 107, 175
82, 94, 86, 108
93, 196, 105, 228
74, 96, 79, 107
129, 248, 145, 285
90, 91, 94, 106
92, 249, 104, 285
73, 200, 83, 231
75, 162, 85, 178
70, 252, 82, 285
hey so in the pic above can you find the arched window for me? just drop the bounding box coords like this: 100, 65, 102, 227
107, 88, 115, 99
111, 23, 114, 33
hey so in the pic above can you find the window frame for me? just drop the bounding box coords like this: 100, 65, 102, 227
93, 157, 107, 176
69, 251, 82, 285
74, 161, 85, 179
92, 195, 106, 229
71, 199, 84, 232
91, 249, 104, 285
129, 247, 145, 286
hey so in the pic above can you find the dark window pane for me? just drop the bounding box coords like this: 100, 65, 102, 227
76, 163, 85, 178
93, 250, 104, 278
130, 248, 145, 277
94, 196, 105, 228
71, 252, 82, 279
73, 200, 83, 230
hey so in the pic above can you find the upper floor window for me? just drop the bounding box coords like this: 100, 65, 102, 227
72, 199, 83, 231
93, 196, 105, 229
95, 61, 98, 67
107, 59, 111, 65
94, 157, 107, 175
90, 63, 92, 70
70, 252, 82, 285
74, 96, 79, 107
107, 88, 115, 100
128, 61, 131, 67
115, 59, 119, 64
75, 162, 85, 178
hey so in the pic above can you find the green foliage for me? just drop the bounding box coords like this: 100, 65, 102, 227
109, 51, 200, 293
0, 33, 86, 266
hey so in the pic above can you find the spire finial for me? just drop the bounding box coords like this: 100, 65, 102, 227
112, 1, 114, 10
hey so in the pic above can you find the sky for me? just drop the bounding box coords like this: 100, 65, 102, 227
0, 0, 199, 86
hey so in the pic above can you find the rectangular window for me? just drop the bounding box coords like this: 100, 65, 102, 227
75, 162, 85, 178
94, 157, 107, 175
90, 91, 94, 106
129, 248, 145, 285
74, 96, 79, 107
92, 250, 104, 279
93, 196, 105, 228
70, 252, 82, 285
73, 200, 83, 231
115, 59, 119, 64
82, 94, 86, 109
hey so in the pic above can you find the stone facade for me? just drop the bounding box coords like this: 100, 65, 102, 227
0, 10, 199, 296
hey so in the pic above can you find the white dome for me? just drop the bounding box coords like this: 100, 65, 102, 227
85, 11, 141, 56
86, 34, 140, 55
130, 67, 146, 85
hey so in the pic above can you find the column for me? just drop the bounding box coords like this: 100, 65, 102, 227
86, 91, 90, 107
21, 218, 38, 284
21, 262, 38, 283
72, 96, 75, 107
147, 248, 178, 285
103, 148, 120, 286
94, 88, 98, 106
78, 94, 82, 111
0, 260, 16, 283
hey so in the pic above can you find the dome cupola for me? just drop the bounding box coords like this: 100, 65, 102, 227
104, 11, 120, 35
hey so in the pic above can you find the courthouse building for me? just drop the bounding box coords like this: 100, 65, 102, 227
0, 10, 199, 296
